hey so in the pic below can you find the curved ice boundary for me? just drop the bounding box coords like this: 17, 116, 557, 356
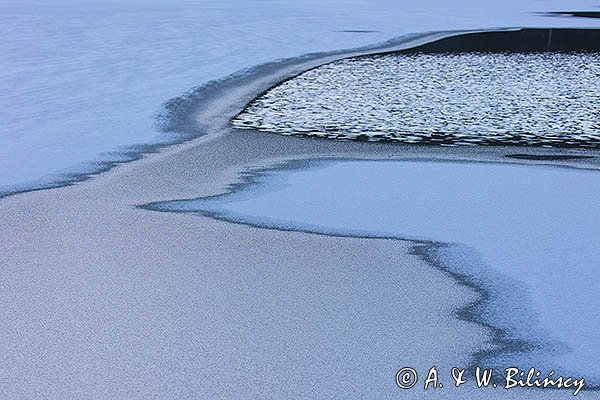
233, 51, 600, 147
3, 25, 600, 199
0, 29, 480, 200
142, 159, 600, 389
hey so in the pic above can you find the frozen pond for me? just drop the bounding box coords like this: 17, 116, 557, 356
149, 159, 600, 385
2, 0, 599, 195
233, 52, 600, 147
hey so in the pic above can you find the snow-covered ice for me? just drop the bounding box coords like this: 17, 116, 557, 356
233, 53, 600, 147
151, 159, 600, 385
1, 0, 599, 194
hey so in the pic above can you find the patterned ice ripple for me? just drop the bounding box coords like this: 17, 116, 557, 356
233, 53, 600, 148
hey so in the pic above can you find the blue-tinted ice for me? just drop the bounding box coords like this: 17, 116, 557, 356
151, 160, 600, 383
2, 0, 599, 195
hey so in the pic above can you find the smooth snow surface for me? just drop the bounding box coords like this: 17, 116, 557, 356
152, 160, 600, 384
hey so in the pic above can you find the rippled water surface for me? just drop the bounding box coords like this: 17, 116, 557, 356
233, 53, 600, 147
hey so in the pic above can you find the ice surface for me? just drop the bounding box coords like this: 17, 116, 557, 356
1, 0, 599, 193
233, 53, 600, 147
152, 160, 600, 384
